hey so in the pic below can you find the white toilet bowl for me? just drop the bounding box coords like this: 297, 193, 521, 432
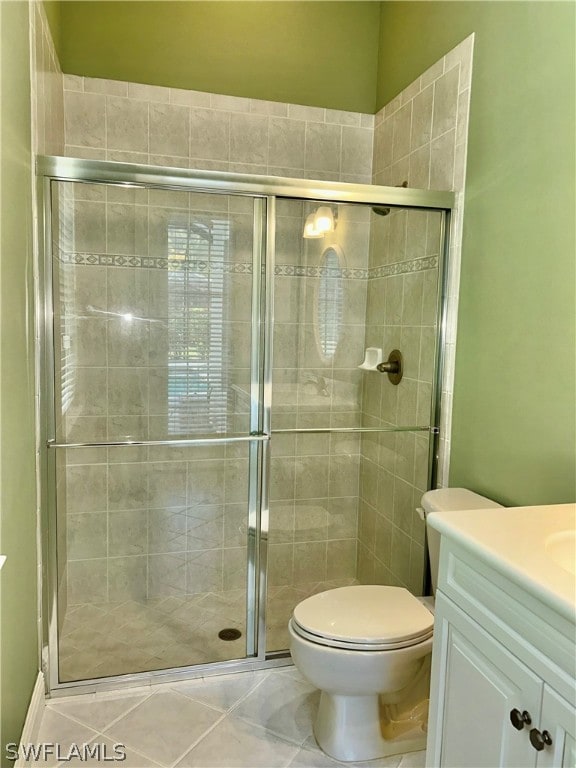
289, 585, 434, 762
289, 489, 503, 763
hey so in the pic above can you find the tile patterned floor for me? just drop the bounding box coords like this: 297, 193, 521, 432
30, 666, 426, 768
59, 580, 358, 682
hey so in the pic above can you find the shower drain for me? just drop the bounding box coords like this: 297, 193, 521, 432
218, 628, 242, 641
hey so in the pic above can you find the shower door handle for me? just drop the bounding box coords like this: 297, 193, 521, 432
47, 434, 271, 449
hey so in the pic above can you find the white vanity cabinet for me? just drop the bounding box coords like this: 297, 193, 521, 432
537, 686, 576, 768
426, 512, 576, 768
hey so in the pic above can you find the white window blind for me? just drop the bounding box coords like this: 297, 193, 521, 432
59, 184, 77, 417
167, 217, 230, 435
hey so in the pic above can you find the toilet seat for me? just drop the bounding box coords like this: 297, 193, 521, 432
291, 585, 434, 651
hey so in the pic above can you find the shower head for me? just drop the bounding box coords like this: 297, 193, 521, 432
372, 181, 408, 218
372, 206, 391, 217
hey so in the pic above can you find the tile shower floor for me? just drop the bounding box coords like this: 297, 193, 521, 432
33, 666, 426, 768
59, 580, 358, 681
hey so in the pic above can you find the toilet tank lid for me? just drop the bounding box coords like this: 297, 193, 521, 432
421, 488, 503, 514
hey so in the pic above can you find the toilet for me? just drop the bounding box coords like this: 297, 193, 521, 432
289, 488, 503, 762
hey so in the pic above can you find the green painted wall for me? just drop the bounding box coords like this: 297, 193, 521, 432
57, 1, 380, 113
379, 2, 575, 505
0, 1, 39, 756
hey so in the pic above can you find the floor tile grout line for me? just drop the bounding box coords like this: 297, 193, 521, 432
151, 684, 238, 768
119, 742, 165, 768
166, 667, 273, 720
171, 711, 306, 768
288, 741, 391, 768
282, 745, 305, 768
39, 669, 424, 768
105, 688, 228, 768
55, 736, 165, 768
219, 667, 273, 714
49, 682, 227, 767
160, 685, 230, 713
172, 669, 313, 765
223, 669, 319, 749
99, 687, 168, 734
164, 709, 228, 768
48, 687, 156, 735
232, 710, 312, 750
39, 705, 101, 739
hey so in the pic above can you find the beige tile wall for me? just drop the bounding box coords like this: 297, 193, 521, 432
59, 83, 375, 605
357, 35, 474, 587
357, 208, 443, 591
267, 201, 370, 592
55, 35, 472, 609
52, 184, 262, 605
372, 35, 474, 488
63, 75, 374, 184
60, 443, 253, 605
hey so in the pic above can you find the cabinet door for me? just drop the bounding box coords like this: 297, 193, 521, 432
431, 593, 542, 768
536, 686, 576, 768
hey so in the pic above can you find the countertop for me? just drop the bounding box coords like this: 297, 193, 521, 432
428, 503, 576, 623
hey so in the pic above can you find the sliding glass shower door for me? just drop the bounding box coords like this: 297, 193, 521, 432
266, 199, 446, 652
49, 180, 266, 682
41, 157, 453, 690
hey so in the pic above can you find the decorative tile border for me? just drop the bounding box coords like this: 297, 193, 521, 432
273, 264, 369, 279
58, 252, 253, 273
58, 251, 438, 278
368, 255, 438, 278
58, 252, 167, 269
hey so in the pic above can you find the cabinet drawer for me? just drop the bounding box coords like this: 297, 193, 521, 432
437, 540, 575, 704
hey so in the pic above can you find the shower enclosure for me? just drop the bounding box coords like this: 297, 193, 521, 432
37, 156, 453, 692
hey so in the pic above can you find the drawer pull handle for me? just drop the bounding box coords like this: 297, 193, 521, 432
510, 709, 532, 730
529, 728, 553, 751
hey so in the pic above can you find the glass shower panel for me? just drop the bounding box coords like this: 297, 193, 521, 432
266, 202, 445, 652
267, 200, 370, 652
357, 207, 444, 595
270, 199, 368, 423
51, 181, 257, 681
52, 182, 255, 445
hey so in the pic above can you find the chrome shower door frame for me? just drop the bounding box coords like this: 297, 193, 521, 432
36, 156, 454, 694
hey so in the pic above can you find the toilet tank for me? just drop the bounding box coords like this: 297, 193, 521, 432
420, 488, 503, 594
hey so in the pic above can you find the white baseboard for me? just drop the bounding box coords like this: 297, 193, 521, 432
14, 671, 46, 768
